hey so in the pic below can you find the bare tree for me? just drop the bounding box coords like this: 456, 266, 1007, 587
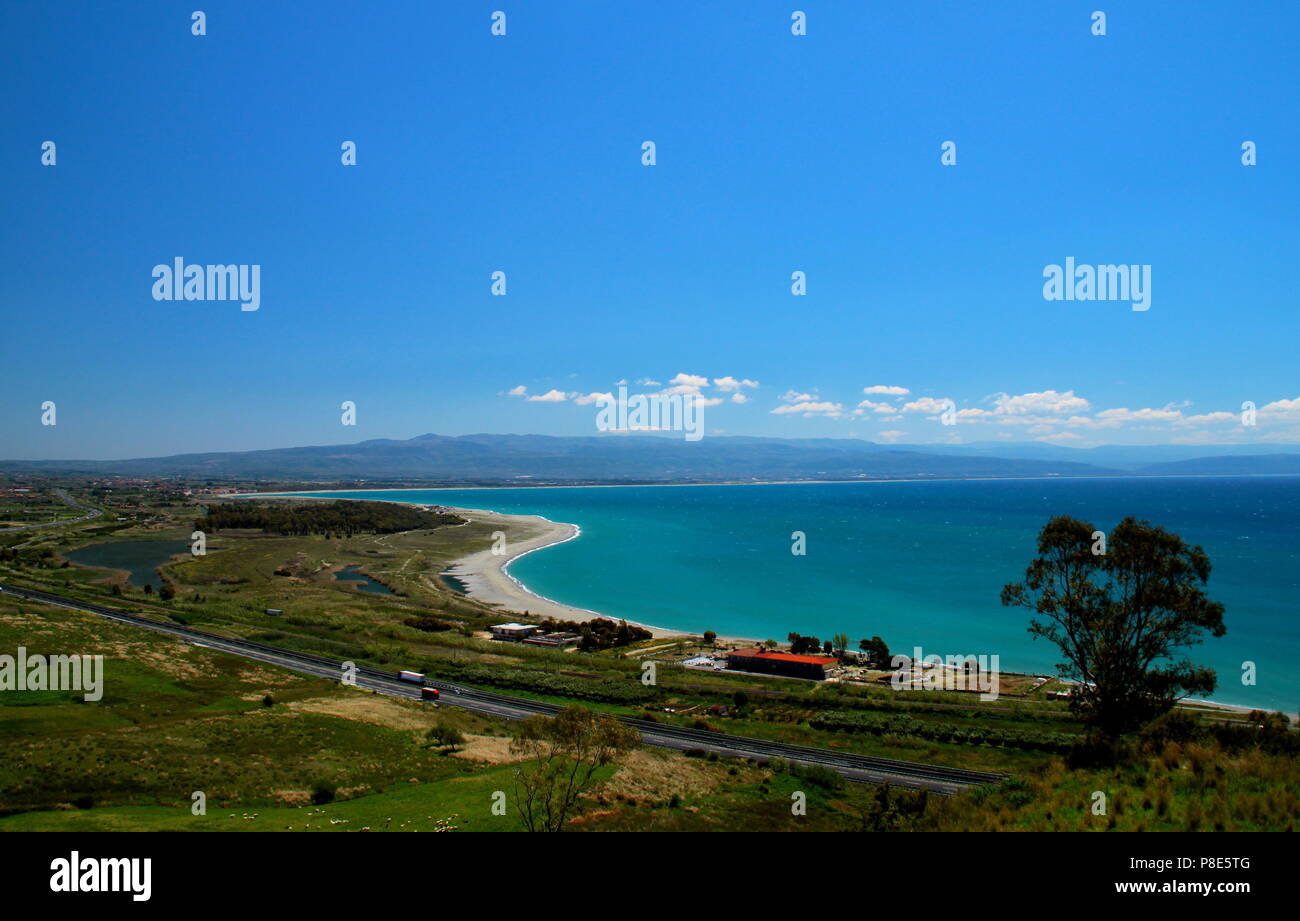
510, 705, 639, 832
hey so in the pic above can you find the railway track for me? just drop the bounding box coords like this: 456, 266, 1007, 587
1, 582, 1006, 794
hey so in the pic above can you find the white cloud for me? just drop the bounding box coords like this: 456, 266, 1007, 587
513, 371, 760, 414
660, 372, 711, 398
990, 390, 1091, 416
1094, 406, 1183, 426
515, 375, 1299, 445
668, 372, 709, 389
1177, 411, 1236, 426
771, 400, 845, 417
526, 389, 568, 403
901, 397, 951, 414
856, 399, 897, 414
714, 376, 759, 392
572, 391, 613, 406
1260, 397, 1300, 416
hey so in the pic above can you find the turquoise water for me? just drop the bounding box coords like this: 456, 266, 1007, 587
292, 478, 1300, 712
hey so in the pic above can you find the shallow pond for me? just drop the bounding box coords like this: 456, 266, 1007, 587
64, 540, 191, 590
334, 564, 394, 594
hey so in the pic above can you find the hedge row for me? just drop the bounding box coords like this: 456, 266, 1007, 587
809, 710, 1076, 753
421, 661, 657, 705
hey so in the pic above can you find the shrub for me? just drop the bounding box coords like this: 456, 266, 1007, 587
403, 616, 452, 633
1066, 732, 1124, 769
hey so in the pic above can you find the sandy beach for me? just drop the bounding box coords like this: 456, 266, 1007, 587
439, 506, 676, 638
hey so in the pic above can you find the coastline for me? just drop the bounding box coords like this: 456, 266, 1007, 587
241, 490, 689, 637
246, 487, 1278, 716
438, 506, 696, 640
443, 510, 1265, 714
437, 506, 631, 626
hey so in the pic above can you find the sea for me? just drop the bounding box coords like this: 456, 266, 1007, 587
292, 477, 1300, 712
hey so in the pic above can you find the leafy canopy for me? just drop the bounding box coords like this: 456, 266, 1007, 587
1002, 515, 1226, 736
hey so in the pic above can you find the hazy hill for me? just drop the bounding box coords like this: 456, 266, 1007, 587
1133, 454, 1300, 476
1, 433, 1119, 482
888, 441, 1300, 470
4, 434, 1298, 483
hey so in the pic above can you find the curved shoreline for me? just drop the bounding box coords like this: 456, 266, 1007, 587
249, 487, 1281, 713
245, 490, 686, 636
439, 509, 603, 621
437, 506, 681, 638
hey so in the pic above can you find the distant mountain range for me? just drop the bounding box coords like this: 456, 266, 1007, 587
4, 433, 1300, 484
880, 440, 1300, 469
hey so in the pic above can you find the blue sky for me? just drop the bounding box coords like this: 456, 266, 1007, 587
2, 1, 1298, 459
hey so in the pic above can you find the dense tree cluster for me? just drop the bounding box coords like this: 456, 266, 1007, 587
858, 635, 890, 666
787, 632, 823, 655
196, 500, 464, 537
536, 617, 652, 650
403, 615, 453, 633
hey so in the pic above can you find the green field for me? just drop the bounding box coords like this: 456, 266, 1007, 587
0, 598, 925, 832
1, 483, 1295, 831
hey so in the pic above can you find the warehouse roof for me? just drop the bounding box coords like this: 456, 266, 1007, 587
728, 647, 838, 666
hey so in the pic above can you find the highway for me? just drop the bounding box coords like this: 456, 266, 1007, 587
0, 582, 1005, 794
0, 488, 102, 533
